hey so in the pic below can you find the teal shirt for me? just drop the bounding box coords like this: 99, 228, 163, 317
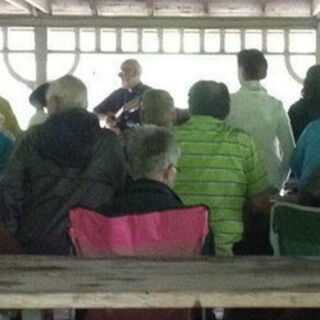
174, 116, 269, 256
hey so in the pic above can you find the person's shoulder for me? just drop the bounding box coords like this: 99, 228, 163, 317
221, 124, 257, 150
303, 119, 320, 133
0, 96, 11, 110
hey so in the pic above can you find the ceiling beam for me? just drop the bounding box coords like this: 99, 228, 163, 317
24, 0, 50, 14
88, 0, 98, 16
146, 0, 154, 17
0, 15, 316, 29
313, 0, 320, 16
202, 0, 209, 14
5, 0, 32, 13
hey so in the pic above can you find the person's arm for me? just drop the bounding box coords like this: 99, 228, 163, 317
94, 89, 122, 115
0, 133, 31, 235
277, 102, 295, 186
245, 135, 271, 212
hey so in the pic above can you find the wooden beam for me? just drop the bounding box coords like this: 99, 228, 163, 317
202, 0, 209, 14
88, 0, 98, 16
0, 15, 317, 29
24, 0, 50, 14
313, 0, 320, 16
146, 0, 154, 17
5, 0, 32, 13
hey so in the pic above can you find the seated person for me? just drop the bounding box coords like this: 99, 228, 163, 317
289, 64, 320, 142
140, 89, 176, 128
173, 80, 271, 256
98, 125, 182, 214
291, 120, 320, 188
0, 75, 126, 255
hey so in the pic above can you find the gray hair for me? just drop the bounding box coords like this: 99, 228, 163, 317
46, 75, 88, 110
126, 125, 180, 180
141, 89, 175, 128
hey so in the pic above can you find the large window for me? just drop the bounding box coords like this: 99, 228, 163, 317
0, 26, 317, 129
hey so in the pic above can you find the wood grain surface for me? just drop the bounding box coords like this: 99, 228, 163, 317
0, 255, 319, 308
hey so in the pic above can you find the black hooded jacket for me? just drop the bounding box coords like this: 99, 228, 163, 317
0, 108, 126, 254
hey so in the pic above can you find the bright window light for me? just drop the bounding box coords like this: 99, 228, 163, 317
225, 30, 241, 53
48, 28, 75, 51
289, 30, 316, 53
121, 29, 138, 52
245, 30, 262, 50
267, 30, 284, 53
80, 28, 95, 52
8, 53, 35, 80
8, 27, 34, 51
142, 29, 159, 52
100, 29, 116, 52
0, 28, 3, 50
183, 29, 200, 53
204, 30, 220, 53
47, 54, 77, 80
163, 29, 181, 53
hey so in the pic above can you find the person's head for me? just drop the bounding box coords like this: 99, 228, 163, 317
46, 75, 88, 115
141, 89, 175, 128
119, 59, 142, 88
126, 125, 180, 186
302, 64, 320, 103
188, 80, 230, 120
237, 49, 268, 82
29, 82, 50, 110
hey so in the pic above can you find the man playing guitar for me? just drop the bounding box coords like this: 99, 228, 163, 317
94, 59, 151, 131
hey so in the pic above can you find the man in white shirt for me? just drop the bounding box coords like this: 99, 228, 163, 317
226, 49, 295, 190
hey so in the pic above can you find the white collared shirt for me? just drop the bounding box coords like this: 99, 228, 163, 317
226, 81, 295, 189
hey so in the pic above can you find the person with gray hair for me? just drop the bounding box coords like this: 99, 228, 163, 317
94, 59, 151, 130
98, 125, 183, 215
0, 74, 126, 255
140, 89, 176, 128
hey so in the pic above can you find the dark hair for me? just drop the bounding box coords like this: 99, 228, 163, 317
237, 49, 268, 80
302, 65, 320, 104
188, 80, 230, 120
29, 83, 50, 109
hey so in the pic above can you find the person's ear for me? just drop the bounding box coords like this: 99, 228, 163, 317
238, 65, 245, 84
47, 96, 62, 114
163, 164, 177, 186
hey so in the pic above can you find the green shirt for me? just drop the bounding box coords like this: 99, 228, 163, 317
174, 115, 269, 256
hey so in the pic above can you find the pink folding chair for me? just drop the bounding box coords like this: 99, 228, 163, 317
68, 205, 209, 320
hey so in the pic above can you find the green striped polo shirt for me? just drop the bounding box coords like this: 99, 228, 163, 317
173, 115, 269, 256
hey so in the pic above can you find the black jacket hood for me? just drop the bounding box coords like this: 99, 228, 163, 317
35, 108, 100, 167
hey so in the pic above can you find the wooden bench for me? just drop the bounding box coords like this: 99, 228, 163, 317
0, 255, 320, 311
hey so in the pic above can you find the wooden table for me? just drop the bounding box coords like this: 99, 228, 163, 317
0, 255, 320, 309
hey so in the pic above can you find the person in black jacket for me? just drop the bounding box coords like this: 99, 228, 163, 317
288, 64, 320, 142
98, 125, 183, 215
0, 75, 126, 255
